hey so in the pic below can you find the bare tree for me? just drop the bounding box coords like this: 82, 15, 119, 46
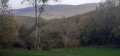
22, 0, 59, 50
0, 0, 10, 14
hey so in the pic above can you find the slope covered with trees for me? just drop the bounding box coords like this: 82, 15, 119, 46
0, 15, 19, 49
1, 0, 120, 50
0, 0, 19, 49
34, 0, 120, 49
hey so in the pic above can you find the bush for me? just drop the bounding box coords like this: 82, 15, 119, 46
0, 14, 19, 49
41, 40, 55, 50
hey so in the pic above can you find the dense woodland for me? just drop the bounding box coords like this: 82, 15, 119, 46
1, 0, 120, 50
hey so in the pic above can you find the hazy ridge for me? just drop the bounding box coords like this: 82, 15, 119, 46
14, 3, 98, 19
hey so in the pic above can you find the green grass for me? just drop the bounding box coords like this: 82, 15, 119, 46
0, 47, 120, 56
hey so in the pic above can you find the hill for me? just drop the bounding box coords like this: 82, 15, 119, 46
14, 16, 35, 26
13, 3, 98, 19
15, 16, 45, 26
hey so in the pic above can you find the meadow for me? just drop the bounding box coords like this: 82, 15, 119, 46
0, 47, 120, 56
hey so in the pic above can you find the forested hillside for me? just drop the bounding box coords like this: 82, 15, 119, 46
34, 0, 120, 48
1, 0, 120, 51
0, 15, 19, 49
15, 16, 45, 26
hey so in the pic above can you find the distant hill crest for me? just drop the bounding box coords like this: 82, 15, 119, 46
13, 3, 98, 19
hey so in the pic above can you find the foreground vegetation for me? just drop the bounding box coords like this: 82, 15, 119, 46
1, 0, 120, 51
1, 1, 120, 56
0, 47, 120, 56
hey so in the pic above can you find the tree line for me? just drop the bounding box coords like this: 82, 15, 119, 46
1, 0, 120, 50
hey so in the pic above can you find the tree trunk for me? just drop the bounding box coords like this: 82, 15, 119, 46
63, 36, 68, 51
34, 0, 41, 50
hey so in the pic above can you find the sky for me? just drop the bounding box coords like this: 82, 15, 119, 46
9, 0, 102, 9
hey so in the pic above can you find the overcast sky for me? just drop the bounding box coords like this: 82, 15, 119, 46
9, 0, 102, 9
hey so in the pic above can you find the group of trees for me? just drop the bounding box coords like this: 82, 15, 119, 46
21, 0, 60, 50
34, 0, 120, 49
0, 0, 19, 49
1, 0, 120, 50
0, 0, 59, 50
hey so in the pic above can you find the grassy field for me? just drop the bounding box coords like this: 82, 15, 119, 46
0, 47, 120, 56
